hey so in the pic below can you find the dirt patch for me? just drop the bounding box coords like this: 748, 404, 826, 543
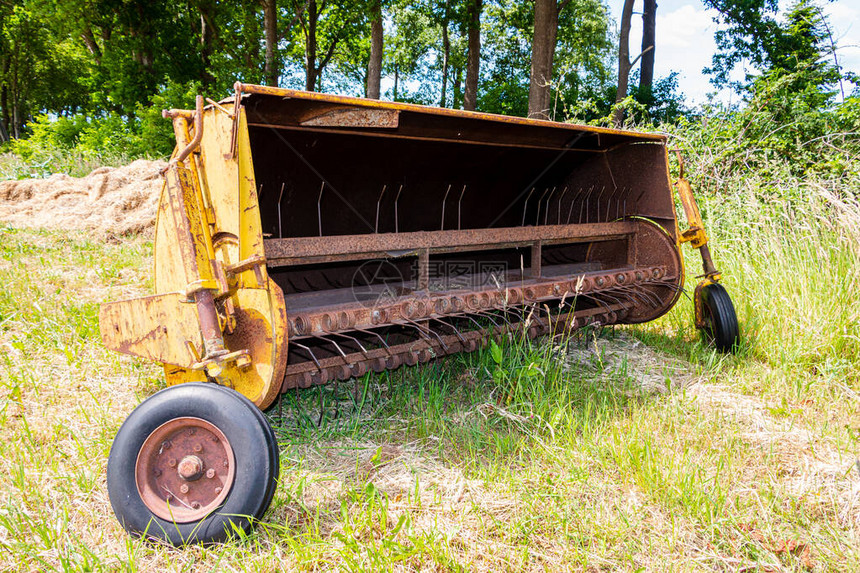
0, 159, 165, 237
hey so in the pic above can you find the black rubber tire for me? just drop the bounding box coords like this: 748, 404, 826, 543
700, 283, 740, 353
107, 382, 279, 545
208, 383, 280, 521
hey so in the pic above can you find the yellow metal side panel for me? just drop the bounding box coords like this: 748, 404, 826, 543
235, 108, 267, 268
153, 177, 190, 293
197, 107, 240, 247
100, 293, 201, 367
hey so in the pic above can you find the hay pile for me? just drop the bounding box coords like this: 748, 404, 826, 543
0, 159, 165, 237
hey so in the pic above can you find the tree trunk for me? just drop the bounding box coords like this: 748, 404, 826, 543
453, 64, 463, 109
199, 1, 215, 89
639, 0, 656, 94
612, 0, 635, 126
440, 1, 450, 107
262, 0, 278, 86
0, 57, 10, 142
463, 0, 482, 111
528, 0, 558, 119
393, 64, 399, 100
80, 26, 102, 65
366, 0, 383, 99
305, 0, 318, 91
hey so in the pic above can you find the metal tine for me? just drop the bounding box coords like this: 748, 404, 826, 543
317, 182, 325, 237
605, 187, 620, 222
627, 188, 647, 218
567, 187, 583, 224
543, 187, 557, 225
404, 319, 449, 352
394, 184, 404, 233
556, 186, 569, 225
353, 327, 395, 356
606, 284, 655, 308
534, 187, 550, 226
329, 331, 370, 358
277, 183, 285, 238
620, 187, 634, 219
473, 308, 503, 331
522, 188, 535, 227
312, 334, 351, 361
429, 316, 468, 345
457, 185, 467, 230
440, 184, 452, 231
595, 186, 606, 223
482, 307, 517, 331
375, 185, 387, 233
257, 183, 264, 201
580, 186, 595, 224
291, 341, 323, 371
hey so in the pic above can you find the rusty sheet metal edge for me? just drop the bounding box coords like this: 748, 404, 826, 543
264, 221, 636, 265
234, 82, 666, 142
99, 293, 202, 368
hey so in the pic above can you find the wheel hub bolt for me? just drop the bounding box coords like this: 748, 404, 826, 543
177, 455, 204, 481
180, 484, 189, 494
191, 501, 201, 509
206, 469, 216, 479
193, 443, 203, 453
167, 458, 177, 467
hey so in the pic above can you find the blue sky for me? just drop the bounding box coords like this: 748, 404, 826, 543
608, 0, 860, 105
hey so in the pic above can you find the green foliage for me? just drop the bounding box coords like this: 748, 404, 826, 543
7, 80, 198, 168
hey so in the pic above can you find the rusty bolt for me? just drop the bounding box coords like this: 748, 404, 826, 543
215, 486, 223, 494
193, 443, 203, 453
167, 458, 177, 468
180, 484, 189, 494
191, 501, 201, 509
161, 441, 172, 451
177, 455, 204, 481
206, 468, 216, 479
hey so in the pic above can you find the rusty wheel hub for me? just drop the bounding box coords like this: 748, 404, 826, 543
135, 417, 235, 522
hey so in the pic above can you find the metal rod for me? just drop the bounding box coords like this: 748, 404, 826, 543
556, 186, 569, 225
317, 182, 325, 237
291, 342, 323, 371
543, 187, 557, 225
330, 331, 370, 357
535, 188, 550, 226
457, 185, 467, 230
440, 184, 452, 231
375, 185, 387, 233
522, 188, 535, 227
277, 183, 285, 239
595, 186, 606, 224
394, 184, 404, 233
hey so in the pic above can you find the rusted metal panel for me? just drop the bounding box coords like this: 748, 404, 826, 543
264, 222, 635, 266
300, 107, 399, 128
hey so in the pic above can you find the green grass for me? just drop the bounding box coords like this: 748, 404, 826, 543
0, 164, 858, 572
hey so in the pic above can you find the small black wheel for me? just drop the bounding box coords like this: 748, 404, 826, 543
699, 283, 740, 353
107, 382, 279, 545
